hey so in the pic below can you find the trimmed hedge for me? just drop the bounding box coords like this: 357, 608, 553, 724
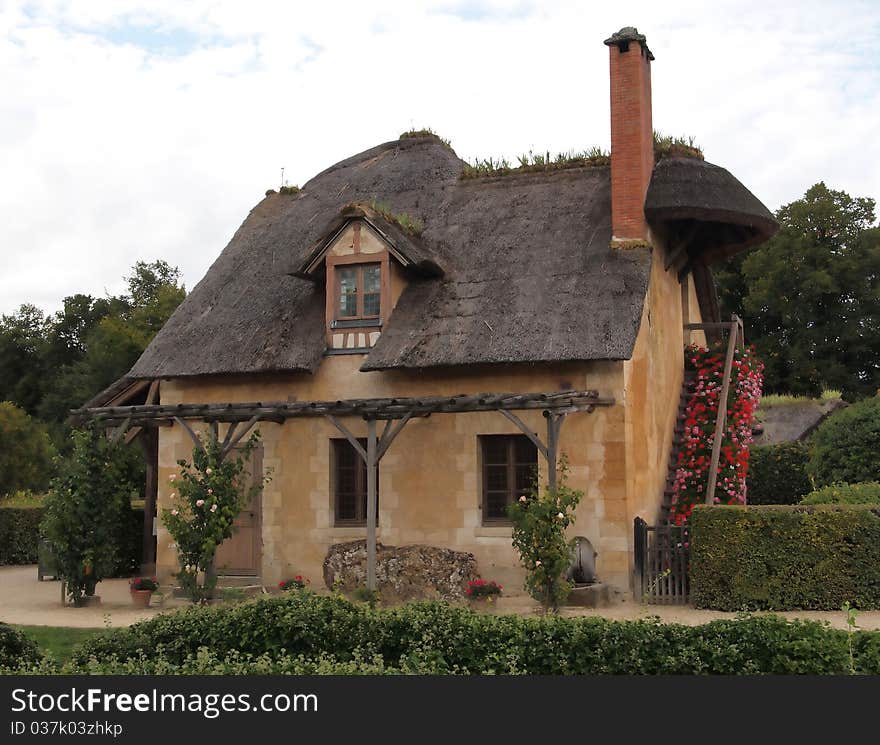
0, 506, 143, 572
44, 591, 880, 675
747, 442, 812, 505
0, 623, 42, 669
691, 504, 880, 610
0, 507, 42, 564
809, 397, 880, 487
801, 482, 880, 505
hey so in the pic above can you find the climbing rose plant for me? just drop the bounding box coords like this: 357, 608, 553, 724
670, 342, 764, 524
507, 466, 583, 613
162, 431, 268, 603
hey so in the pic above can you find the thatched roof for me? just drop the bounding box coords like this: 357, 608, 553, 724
645, 158, 778, 264
128, 135, 773, 379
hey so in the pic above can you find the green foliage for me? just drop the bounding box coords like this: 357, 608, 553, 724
278, 185, 301, 195
0, 506, 42, 564
507, 470, 582, 612
652, 131, 703, 161
716, 183, 880, 397
0, 623, 43, 669
801, 482, 880, 505
747, 442, 813, 505
759, 390, 842, 408
40, 591, 880, 675
368, 200, 423, 236
809, 397, 880, 487
41, 427, 138, 605
461, 148, 610, 179
690, 505, 880, 610
399, 128, 452, 149
0, 402, 56, 495
162, 432, 267, 603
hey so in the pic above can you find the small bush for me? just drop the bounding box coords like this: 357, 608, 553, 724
0, 506, 43, 564
691, 504, 880, 610
809, 397, 880, 487
0, 623, 42, 668
801, 482, 880, 505
60, 591, 880, 675
748, 442, 813, 505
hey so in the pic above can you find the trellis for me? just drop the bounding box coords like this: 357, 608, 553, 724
75, 389, 614, 590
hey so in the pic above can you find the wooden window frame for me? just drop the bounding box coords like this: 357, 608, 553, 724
331, 438, 379, 526
325, 250, 391, 344
334, 263, 381, 321
479, 434, 538, 525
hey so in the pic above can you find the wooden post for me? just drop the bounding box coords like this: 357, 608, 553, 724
365, 418, 378, 591
544, 412, 566, 492
704, 320, 739, 505
138, 428, 159, 570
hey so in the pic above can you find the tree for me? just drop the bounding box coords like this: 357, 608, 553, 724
0, 304, 49, 415
0, 402, 56, 496
41, 427, 137, 606
716, 183, 880, 397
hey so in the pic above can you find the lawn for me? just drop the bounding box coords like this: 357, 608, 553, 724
15, 625, 106, 663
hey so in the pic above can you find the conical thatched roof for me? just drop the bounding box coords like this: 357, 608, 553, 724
127, 135, 773, 380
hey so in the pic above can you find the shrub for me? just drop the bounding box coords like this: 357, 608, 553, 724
0, 623, 42, 668
747, 442, 813, 505
60, 591, 880, 675
41, 427, 137, 605
162, 432, 267, 603
508, 470, 582, 612
465, 579, 502, 598
0, 506, 43, 564
0, 402, 56, 496
279, 576, 309, 591
801, 482, 880, 505
809, 397, 880, 487
690, 504, 880, 610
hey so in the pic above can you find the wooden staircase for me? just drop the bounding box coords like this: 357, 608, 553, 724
659, 370, 697, 524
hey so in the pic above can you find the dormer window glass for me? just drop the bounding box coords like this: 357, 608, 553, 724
336, 263, 381, 320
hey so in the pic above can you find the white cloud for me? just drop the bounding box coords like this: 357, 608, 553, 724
0, 0, 878, 315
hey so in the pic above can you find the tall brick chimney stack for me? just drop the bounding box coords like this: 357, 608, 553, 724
604, 27, 654, 244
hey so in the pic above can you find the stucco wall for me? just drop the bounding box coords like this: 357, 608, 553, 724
155, 358, 636, 594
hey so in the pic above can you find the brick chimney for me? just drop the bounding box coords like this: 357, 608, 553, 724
605, 27, 654, 244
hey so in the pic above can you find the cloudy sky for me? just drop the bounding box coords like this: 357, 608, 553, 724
1, 0, 878, 316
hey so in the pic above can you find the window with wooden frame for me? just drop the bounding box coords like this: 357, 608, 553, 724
479, 435, 538, 524
336, 263, 381, 321
331, 438, 379, 525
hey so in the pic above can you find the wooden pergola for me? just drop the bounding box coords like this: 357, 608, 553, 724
75, 389, 614, 590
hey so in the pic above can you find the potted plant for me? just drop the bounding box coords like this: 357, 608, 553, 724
465, 578, 502, 606
129, 577, 159, 607
278, 575, 309, 591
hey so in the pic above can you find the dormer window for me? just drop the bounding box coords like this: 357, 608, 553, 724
292, 202, 443, 356
337, 263, 381, 320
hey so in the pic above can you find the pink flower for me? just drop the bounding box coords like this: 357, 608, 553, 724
210, 504, 218, 513
196, 499, 205, 507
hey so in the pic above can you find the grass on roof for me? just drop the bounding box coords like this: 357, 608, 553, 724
369, 199, 424, 237
759, 389, 843, 408
460, 133, 703, 180
399, 128, 453, 150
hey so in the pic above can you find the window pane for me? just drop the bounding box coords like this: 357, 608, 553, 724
333, 439, 377, 524
485, 492, 509, 520
515, 437, 538, 464
363, 293, 380, 317
338, 267, 357, 317
483, 437, 508, 464
486, 464, 508, 492
362, 265, 381, 293
515, 465, 536, 495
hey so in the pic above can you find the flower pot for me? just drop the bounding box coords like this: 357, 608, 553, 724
467, 595, 501, 612
130, 590, 153, 608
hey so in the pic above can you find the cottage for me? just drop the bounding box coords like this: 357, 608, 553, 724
79, 27, 776, 596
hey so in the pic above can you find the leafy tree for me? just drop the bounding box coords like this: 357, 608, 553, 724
0, 304, 49, 414
0, 402, 56, 496
42, 427, 138, 605
716, 183, 880, 396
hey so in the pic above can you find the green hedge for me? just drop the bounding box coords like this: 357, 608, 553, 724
0, 507, 42, 564
801, 482, 880, 505
809, 397, 880, 487
747, 442, 813, 505
691, 504, 880, 610
37, 591, 878, 675
0, 623, 42, 669
0, 506, 143, 572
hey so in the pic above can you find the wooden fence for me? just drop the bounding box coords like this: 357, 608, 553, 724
633, 517, 690, 604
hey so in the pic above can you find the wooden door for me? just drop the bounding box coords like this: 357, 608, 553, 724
214, 446, 262, 576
